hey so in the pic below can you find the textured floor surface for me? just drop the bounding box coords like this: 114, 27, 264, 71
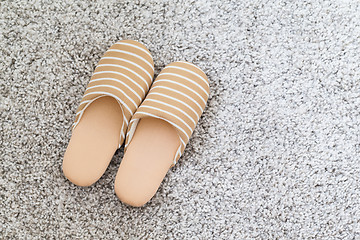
1, 0, 360, 239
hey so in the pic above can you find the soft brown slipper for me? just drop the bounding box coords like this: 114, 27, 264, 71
62, 40, 154, 186
114, 61, 209, 206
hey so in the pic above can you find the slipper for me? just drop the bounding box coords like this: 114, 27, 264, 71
62, 40, 154, 186
114, 61, 209, 206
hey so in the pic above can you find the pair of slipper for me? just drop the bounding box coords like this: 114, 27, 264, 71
62, 40, 209, 207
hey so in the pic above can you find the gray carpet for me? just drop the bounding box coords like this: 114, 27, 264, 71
1, 0, 360, 239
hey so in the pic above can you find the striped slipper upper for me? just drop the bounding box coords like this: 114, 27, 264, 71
72, 40, 154, 147
124, 61, 210, 167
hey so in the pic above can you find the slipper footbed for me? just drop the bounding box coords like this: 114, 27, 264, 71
63, 97, 123, 186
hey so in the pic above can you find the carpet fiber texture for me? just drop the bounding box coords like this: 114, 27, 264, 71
1, 0, 360, 239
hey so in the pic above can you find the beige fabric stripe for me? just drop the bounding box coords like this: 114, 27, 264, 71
101, 52, 152, 83
98, 58, 152, 80
145, 92, 199, 120
176, 61, 208, 80
149, 85, 204, 113
93, 64, 150, 89
151, 80, 207, 107
87, 79, 142, 102
164, 64, 209, 88
125, 61, 209, 166
90, 71, 146, 96
110, 44, 153, 69
106, 49, 153, 71
72, 40, 154, 146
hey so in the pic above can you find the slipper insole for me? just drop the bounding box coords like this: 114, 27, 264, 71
114, 117, 179, 207
63, 96, 123, 186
